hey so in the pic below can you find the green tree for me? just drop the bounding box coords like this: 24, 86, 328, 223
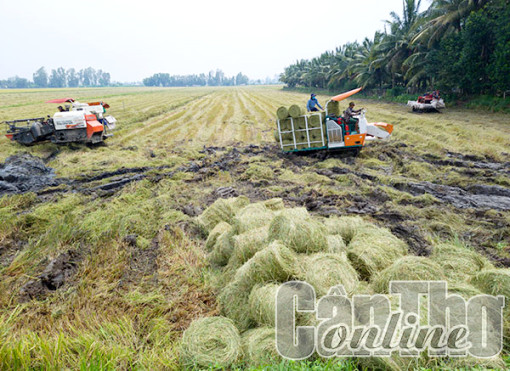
67, 68, 80, 87
33, 67, 48, 88
49, 67, 66, 88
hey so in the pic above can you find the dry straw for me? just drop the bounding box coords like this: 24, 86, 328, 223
198, 196, 250, 233
276, 106, 289, 120
324, 215, 371, 244
470, 268, 510, 298
233, 203, 274, 234
205, 221, 231, 251
180, 316, 241, 368
248, 283, 279, 327
227, 226, 269, 272
262, 198, 285, 211
347, 226, 408, 280
218, 279, 255, 331
241, 327, 280, 367
208, 228, 234, 266
297, 253, 359, 297
327, 234, 347, 253
288, 104, 303, 118
470, 268, 510, 349
268, 208, 328, 253
234, 241, 297, 287
372, 256, 445, 293
430, 243, 492, 281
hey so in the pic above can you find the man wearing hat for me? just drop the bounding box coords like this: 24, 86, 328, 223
343, 102, 364, 133
307, 93, 323, 112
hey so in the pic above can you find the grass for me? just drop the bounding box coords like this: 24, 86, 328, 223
0, 86, 509, 369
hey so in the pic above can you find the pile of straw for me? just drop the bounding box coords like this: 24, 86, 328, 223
268, 208, 328, 253
208, 228, 234, 266
241, 327, 279, 367
180, 316, 241, 368
297, 253, 359, 296
262, 198, 285, 211
430, 243, 492, 281
218, 279, 255, 331
470, 268, 510, 298
191, 199, 507, 368
327, 234, 347, 253
198, 196, 249, 233
372, 256, 445, 293
226, 226, 269, 271
205, 221, 231, 251
234, 241, 297, 287
347, 227, 408, 280
324, 215, 371, 244
248, 283, 279, 327
233, 203, 273, 234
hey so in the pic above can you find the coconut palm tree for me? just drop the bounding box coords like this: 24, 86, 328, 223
414, 0, 489, 46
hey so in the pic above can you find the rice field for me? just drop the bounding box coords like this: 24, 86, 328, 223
0, 86, 509, 370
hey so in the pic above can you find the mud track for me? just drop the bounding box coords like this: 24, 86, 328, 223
2, 143, 509, 267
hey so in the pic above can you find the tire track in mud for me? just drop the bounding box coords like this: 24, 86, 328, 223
2, 142, 510, 267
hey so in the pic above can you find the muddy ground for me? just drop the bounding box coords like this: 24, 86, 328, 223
2, 142, 509, 283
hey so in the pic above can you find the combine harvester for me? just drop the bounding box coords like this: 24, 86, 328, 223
407, 91, 445, 112
275, 88, 393, 155
4, 98, 117, 145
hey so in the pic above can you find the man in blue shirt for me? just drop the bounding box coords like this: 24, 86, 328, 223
307, 94, 323, 112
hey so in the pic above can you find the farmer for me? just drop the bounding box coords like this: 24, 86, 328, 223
343, 102, 363, 132
307, 93, 323, 112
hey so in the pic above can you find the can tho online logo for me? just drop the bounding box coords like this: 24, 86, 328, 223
275, 281, 505, 360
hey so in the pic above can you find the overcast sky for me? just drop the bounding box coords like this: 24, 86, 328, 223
0, 0, 431, 82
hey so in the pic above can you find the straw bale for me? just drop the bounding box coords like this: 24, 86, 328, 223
205, 221, 232, 252
248, 283, 279, 327
296, 253, 359, 296
430, 243, 492, 281
276, 106, 289, 120
268, 208, 328, 253
198, 196, 250, 233
233, 203, 274, 234
288, 104, 303, 118
180, 316, 241, 368
372, 256, 445, 293
227, 226, 269, 271
234, 241, 297, 287
327, 234, 347, 253
347, 227, 408, 280
326, 100, 340, 116
241, 327, 280, 367
208, 228, 234, 266
262, 198, 285, 211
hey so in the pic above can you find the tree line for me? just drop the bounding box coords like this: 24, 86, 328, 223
0, 67, 111, 89
143, 70, 249, 87
280, 0, 510, 96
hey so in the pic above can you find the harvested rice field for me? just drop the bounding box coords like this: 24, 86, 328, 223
0, 86, 509, 370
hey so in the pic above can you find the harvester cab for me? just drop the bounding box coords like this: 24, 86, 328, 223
275, 88, 393, 154
4, 98, 117, 145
